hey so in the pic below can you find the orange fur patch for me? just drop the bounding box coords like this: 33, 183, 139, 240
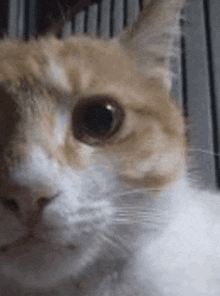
0, 33, 186, 190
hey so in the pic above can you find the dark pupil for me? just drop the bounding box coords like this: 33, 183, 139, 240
82, 104, 113, 136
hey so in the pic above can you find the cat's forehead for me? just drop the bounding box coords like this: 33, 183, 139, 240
0, 36, 136, 98
0, 35, 169, 118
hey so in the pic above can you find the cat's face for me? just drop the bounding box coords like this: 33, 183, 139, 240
0, 0, 186, 289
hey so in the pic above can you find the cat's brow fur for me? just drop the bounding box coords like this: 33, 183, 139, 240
1, 1, 220, 296
0, 33, 186, 188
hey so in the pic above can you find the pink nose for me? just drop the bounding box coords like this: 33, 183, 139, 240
0, 183, 58, 228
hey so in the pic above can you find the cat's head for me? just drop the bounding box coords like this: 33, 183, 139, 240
0, 0, 186, 289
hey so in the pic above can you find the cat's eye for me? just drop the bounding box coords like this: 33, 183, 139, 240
72, 96, 125, 145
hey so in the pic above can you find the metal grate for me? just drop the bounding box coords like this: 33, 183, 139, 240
182, 0, 219, 189
3, 0, 140, 38
2, 0, 220, 189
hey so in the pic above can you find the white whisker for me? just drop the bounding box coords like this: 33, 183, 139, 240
188, 148, 220, 157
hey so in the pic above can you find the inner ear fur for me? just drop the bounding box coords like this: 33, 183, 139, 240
114, 0, 185, 88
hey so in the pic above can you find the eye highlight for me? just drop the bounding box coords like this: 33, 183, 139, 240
72, 96, 125, 145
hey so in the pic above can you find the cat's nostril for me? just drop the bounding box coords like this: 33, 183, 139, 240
0, 190, 60, 219
2, 198, 19, 212
37, 197, 50, 209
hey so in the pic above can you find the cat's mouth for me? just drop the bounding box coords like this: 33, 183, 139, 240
0, 234, 76, 258
0, 234, 42, 254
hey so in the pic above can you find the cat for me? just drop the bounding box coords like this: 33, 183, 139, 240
0, 0, 220, 295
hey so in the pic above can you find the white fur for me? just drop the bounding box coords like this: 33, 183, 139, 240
56, 111, 69, 145
47, 58, 72, 91
1, 144, 116, 289
134, 178, 220, 295
2, 152, 220, 295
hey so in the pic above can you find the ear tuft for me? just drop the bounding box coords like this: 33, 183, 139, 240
116, 0, 185, 89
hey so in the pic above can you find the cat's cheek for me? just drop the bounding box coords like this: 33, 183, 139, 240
0, 206, 26, 246
0, 175, 115, 288
0, 204, 113, 288
37, 198, 114, 245
0, 240, 100, 289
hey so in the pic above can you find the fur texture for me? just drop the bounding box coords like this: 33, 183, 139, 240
1, 0, 220, 295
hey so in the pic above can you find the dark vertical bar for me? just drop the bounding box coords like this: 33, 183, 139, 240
62, 21, 73, 38
0, 0, 9, 37
8, 0, 19, 37
205, 0, 220, 188
181, 34, 188, 116
17, 0, 25, 39
112, 0, 123, 36
87, 2, 98, 35
74, 9, 86, 34
126, 0, 139, 26
27, 0, 38, 37
99, 0, 111, 38
183, 0, 216, 188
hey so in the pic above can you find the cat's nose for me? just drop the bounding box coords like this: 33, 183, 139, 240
0, 184, 58, 227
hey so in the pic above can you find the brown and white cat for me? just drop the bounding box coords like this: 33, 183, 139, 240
1, 0, 220, 295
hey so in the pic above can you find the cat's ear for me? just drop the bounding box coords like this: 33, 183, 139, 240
114, 0, 185, 89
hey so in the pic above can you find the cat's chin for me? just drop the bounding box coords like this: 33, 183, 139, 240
0, 236, 100, 289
